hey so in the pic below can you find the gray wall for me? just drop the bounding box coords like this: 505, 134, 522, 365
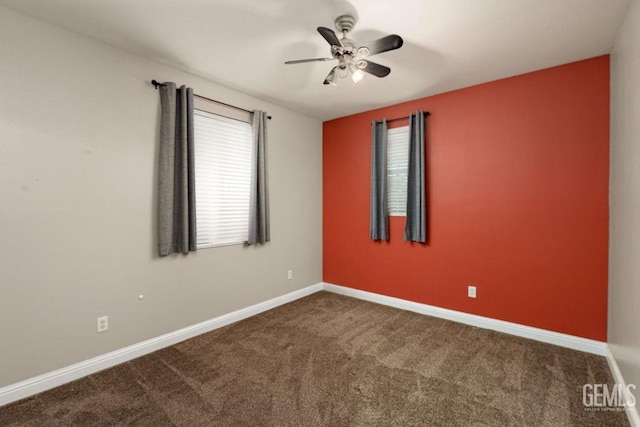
609, 0, 640, 405
0, 7, 322, 387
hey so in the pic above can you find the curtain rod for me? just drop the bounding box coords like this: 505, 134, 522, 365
151, 80, 271, 120
375, 111, 430, 124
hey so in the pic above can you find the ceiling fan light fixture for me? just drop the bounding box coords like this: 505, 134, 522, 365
324, 67, 338, 86
357, 47, 370, 57
349, 63, 364, 83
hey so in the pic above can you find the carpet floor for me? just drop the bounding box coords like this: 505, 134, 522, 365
0, 291, 629, 426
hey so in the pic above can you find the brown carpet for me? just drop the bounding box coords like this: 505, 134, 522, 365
0, 291, 629, 426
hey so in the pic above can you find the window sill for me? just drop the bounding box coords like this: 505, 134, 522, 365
197, 241, 246, 249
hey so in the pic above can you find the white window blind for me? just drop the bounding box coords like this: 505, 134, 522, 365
194, 109, 253, 247
387, 126, 409, 216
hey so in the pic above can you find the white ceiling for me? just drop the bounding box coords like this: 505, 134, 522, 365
0, 0, 629, 121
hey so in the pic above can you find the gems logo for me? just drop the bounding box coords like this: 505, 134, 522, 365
583, 384, 636, 411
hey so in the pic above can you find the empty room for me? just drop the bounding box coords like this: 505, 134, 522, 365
0, 0, 639, 425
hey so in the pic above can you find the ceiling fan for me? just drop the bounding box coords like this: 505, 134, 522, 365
285, 14, 403, 86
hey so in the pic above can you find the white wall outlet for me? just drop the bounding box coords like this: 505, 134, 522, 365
287, 270, 293, 280
97, 315, 109, 333
468, 285, 477, 298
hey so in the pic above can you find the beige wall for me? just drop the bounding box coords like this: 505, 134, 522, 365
609, 0, 640, 402
0, 7, 322, 387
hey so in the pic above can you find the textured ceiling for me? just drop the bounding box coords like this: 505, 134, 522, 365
0, 0, 629, 120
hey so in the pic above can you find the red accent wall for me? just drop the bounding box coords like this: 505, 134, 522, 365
323, 56, 610, 341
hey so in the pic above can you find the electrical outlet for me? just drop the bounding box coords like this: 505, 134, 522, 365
97, 316, 109, 333
287, 270, 293, 280
468, 286, 477, 299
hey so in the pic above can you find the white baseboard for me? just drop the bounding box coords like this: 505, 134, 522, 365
606, 346, 640, 426
321, 282, 608, 356
0, 283, 323, 407
0, 281, 623, 411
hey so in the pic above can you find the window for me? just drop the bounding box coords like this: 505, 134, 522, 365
193, 99, 253, 248
387, 126, 409, 216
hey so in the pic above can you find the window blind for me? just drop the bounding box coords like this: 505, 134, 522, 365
387, 126, 409, 216
194, 109, 253, 247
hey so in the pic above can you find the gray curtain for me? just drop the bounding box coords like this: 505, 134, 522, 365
157, 82, 197, 256
404, 111, 426, 243
370, 119, 389, 240
248, 110, 270, 245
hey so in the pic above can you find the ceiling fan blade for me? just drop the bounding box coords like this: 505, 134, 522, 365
359, 35, 403, 56
317, 26, 343, 47
285, 58, 334, 64
323, 66, 339, 86
356, 60, 391, 78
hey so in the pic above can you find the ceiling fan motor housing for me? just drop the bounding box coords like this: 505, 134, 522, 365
333, 14, 361, 59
